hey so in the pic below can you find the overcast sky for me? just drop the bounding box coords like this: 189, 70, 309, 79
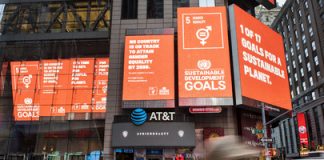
277, 0, 286, 6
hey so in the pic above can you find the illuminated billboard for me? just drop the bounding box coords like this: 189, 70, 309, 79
122, 35, 175, 108
10, 58, 109, 121
229, 5, 291, 110
177, 7, 233, 106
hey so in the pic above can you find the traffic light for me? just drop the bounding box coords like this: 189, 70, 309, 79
175, 154, 184, 160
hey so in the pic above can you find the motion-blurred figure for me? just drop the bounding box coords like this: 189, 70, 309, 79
205, 136, 260, 160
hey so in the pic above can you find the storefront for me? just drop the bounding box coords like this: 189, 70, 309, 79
111, 113, 196, 160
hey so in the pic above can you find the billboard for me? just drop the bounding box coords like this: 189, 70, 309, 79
122, 35, 175, 108
10, 58, 109, 121
297, 113, 309, 147
177, 7, 233, 106
229, 4, 291, 110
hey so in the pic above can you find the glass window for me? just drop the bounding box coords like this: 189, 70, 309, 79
300, 68, 304, 77
303, 81, 306, 90
293, 60, 296, 68
317, 71, 321, 77
314, 56, 319, 66
289, 77, 292, 85
288, 66, 291, 73
295, 30, 298, 38
297, 86, 300, 94
307, 62, 311, 71
121, 0, 138, 19
309, 27, 314, 36
298, 54, 302, 63
301, 23, 304, 31
147, 0, 164, 19
302, 34, 306, 44
295, 73, 298, 81
311, 41, 316, 51
199, 0, 215, 7
296, 42, 300, 50
299, 10, 302, 17
305, 48, 309, 57
173, 0, 189, 18
291, 47, 294, 56
305, 1, 309, 8
320, 0, 324, 7
308, 15, 311, 24
312, 92, 316, 100
291, 91, 294, 98
310, 77, 314, 86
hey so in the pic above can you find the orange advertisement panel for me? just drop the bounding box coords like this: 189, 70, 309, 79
177, 7, 233, 106
39, 59, 72, 116
230, 5, 291, 110
70, 58, 94, 113
11, 61, 40, 121
92, 58, 109, 113
122, 35, 174, 101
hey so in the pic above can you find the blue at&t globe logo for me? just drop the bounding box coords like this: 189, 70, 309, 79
131, 108, 147, 125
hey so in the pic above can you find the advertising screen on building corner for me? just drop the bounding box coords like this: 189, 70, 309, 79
10, 58, 109, 121
177, 7, 233, 106
122, 34, 175, 108
229, 4, 292, 110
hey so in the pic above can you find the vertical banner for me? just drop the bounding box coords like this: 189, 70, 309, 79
122, 35, 175, 108
11, 61, 40, 121
177, 7, 233, 106
92, 58, 109, 112
39, 59, 72, 116
229, 5, 291, 110
71, 58, 94, 113
297, 113, 309, 147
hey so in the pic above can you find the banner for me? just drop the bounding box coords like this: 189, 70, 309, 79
10, 58, 109, 121
123, 35, 174, 102
93, 58, 109, 112
229, 5, 291, 110
297, 113, 309, 147
11, 61, 40, 121
177, 7, 233, 106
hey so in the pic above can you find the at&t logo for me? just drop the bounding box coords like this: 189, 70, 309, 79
131, 108, 147, 126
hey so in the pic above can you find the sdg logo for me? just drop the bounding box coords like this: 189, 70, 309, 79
131, 108, 147, 125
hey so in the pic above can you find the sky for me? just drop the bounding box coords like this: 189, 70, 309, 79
277, 0, 286, 6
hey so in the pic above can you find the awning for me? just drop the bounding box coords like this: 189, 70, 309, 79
112, 122, 195, 148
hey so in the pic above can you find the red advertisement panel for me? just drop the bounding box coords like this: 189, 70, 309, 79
71, 58, 94, 113
92, 58, 109, 112
230, 5, 291, 110
297, 113, 309, 147
11, 61, 40, 121
39, 59, 72, 116
123, 35, 174, 101
11, 58, 109, 121
177, 7, 232, 106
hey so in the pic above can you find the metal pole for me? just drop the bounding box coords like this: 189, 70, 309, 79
262, 102, 271, 160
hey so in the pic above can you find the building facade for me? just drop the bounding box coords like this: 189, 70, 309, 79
0, 0, 281, 160
0, 0, 111, 159
271, 0, 324, 158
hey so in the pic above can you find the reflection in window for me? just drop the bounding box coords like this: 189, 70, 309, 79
122, 0, 138, 19
147, 0, 163, 19
1, 2, 111, 34
173, 0, 189, 18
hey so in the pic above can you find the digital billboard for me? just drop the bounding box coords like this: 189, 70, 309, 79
122, 34, 175, 108
229, 5, 291, 110
177, 7, 233, 106
10, 58, 109, 121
